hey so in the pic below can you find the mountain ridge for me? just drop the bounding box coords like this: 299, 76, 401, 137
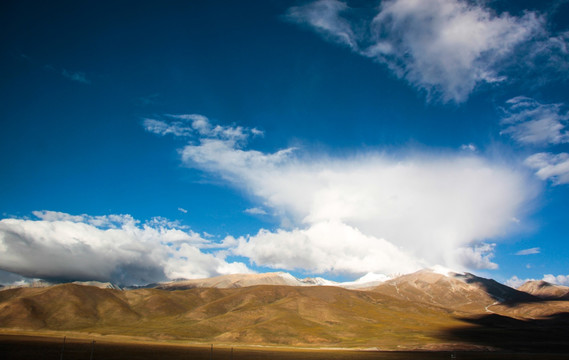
517, 280, 569, 300
152, 272, 386, 291
1, 269, 569, 350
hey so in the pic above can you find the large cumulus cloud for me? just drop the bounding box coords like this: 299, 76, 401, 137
146, 114, 538, 277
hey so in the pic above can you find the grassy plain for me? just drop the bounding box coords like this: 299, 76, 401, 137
2, 334, 569, 360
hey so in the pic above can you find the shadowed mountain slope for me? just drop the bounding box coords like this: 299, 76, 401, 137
370, 270, 537, 314
441, 312, 569, 352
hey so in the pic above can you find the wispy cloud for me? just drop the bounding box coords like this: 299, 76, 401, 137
286, 0, 556, 103
501, 97, 569, 146
461, 143, 477, 152
0, 211, 251, 285
515, 247, 541, 255
146, 114, 538, 276
178, 207, 188, 214
525, 152, 569, 185
498, 97, 569, 185
61, 69, 91, 84
244, 207, 267, 215
286, 0, 358, 50
143, 114, 262, 143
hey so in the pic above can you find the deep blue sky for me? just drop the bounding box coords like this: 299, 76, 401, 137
1, 0, 568, 286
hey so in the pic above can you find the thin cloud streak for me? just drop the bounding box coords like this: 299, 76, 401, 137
244, 207, 268, 215
515, 247, 541, 255
61, 69, 91, 84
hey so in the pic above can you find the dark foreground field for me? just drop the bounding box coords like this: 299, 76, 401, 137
2, 335, 569, 360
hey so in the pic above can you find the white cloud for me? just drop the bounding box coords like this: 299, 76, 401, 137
505, 275, 527, 288
543, 274, 569, 286
515, 247, 540, 255
143, 114, 262, 146
32, 210, 138, 229
454, 243, 498, 270
0, 212, 251, 285
502, 98, 569, 186
234, 221, 421, 276
147, 114, 538, 276
287, 0, 545, 103
525, 152, 569, 185
244, 207, 267, 215
61, 69, 90, 84
286, 0, 358, 50
461, 143, 477, 152
163, 243, 252, 281
506, 274, 569, 288
178, 207, 188, 214
501, 97, 569, 146
143, 118, 193, 137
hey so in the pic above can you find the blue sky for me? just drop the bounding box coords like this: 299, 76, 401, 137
1, 0, 569, 286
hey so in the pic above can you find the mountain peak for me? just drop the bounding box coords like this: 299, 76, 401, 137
518, 280, 569, 299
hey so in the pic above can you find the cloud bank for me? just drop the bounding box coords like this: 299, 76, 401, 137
287, 0, 565, 103
0, 211, 251, 285
145, 114, 538, 277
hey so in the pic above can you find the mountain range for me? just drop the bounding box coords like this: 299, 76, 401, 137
1, 270, 568, 351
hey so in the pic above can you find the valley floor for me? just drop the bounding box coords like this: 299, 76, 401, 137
2, 333, 569, 360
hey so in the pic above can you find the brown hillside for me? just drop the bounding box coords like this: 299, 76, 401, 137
0, 284, 469, 349
371, 270, 536, 314
0, 284, 138, 330
518, 280, 569, 300
2, 273, 569, 350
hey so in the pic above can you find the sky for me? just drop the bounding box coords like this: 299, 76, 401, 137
1, 0, 569, 287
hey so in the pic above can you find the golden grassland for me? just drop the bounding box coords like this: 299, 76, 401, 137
0, 284, 473, 350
